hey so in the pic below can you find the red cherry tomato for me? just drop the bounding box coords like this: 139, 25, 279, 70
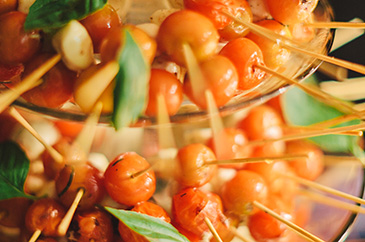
246, 19, 291, 69
221, 170, 268, 215
157, 10, 219, 66
0, 63, 24, 81
20, 53, 77, 108
0, 11, 41, 65
206, 127, 252, 169
172, 187, 225, 236
80, 4, 121, 53
104, 152, 156, 206
183, 54, 238, 109
265, 0, 318, 25
219, 37, 266, 91
55, 163, 105, 210
0, 0, 17, 15
176, 143, 217, 187
74, 209, 114, 242
0, 197, 32, 228
0, 113, 18, 142
25, 198, 66, 236
145, 68, 183, 117
183, 0, 235, 29
285, 140, 324, 181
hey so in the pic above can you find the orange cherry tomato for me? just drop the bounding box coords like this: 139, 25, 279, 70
247, 19, 291, 69
145, 68, 183, 117
183, 0, 235, 29
100, 24, 157, 64
218, 0, 253, 41
56, 163, 105, 210
248, 209, 285, 240
0, 197, 32, 228
219, 37, 266, 91
25, 198, 66, 237
174, 223, 201, 242
265, 0, 318, 25
183, 54, 238, 109
176, 143, 217, 187
221, 170, 268, 215
0, 0, 17, 15
157, 10, 219, 66
104, 152, 156, 206
285, 140, 324, 181
172, 187, 225, 237
80, 4, 121, 53
74, 209, 114, 242
0, 11, 41, 65
54, 120, 84, 139
206, 127, 252, 169
20, 53, 77, 108
289, 15, 316, 42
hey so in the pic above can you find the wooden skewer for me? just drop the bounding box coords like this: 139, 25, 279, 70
306, 112, 364, 129
280, 173, 365, 205
28, 229, 42, 242
299, 189, 365, 214
130, 165, 154, 179
7, 107, 64, 164
205, 154, 308, 166
301, 21, 365, 29
252, 201, 325, 242
204, 217, 223, 242
255, 64, 357, 115
229, 226, 256, 242
0, 54, 61, 114
222, 12, 365, 75
248, 122, 365, 147
157, 93, 177, 150
284, 125, 363, 137
323, 155, 363, 165
57, 188, 85, 236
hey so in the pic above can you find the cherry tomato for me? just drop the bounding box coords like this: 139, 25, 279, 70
183, 0, 235, 29
20, 53, 77, 108
289, 15, 316, 42
0, 0, 17, 15
0, 197, 32, 228
206, 127, 252, 169
248, 209, 285, 240
0, 11, 41, 65
25, 198, 66, 236
100, 24, 157, 64
247, 19, 292, 69
54, 120, 84, 139
218, 0, 253, 41
174, 223, 201, 242
265, 0, 318, 25
0, 63, 24, 81
118, 201, 171, 242
74, 209, 114, 242
55, 163, 105, 210
221, 170, 268, 215
37, 238, 58, 242
145, 68, 183, 117
172, 187, 225, 237
219, 37, 266, 91
0, 113, 18, 142
80, 4, 121, 53
104, 152, 156, 206
183, 54, 238, 109
157, 10, 219, 66
176, 143, 217, 187
285, 140, 324, 181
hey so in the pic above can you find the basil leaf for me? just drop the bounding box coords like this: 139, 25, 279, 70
0, 141, 35, 200
105, 207, 190, 242
282, 75, 361, 154
112, 29, 150, 129
24, 0, 107, 31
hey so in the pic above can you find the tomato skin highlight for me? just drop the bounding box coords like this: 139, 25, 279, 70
145, 68, 183, 117
219, 37, 266, 91
0, 11, 41, 65
104, 152, 156, 206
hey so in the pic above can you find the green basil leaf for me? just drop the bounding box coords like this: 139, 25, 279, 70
282, 75, 361, 154
112, 29, 150, 129
24, 0, 107, 31
0, 141, 35, 200
105, 207, 190, 242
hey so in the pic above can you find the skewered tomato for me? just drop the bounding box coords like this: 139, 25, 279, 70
104, 152, 156, 206
183, 54, 238, 109
0, 11, 41, 65
145, 68, 183, 117
176, 143, 217, 187
0, 197, 32, 228
157, 10, 219, 66
220, 37, 266, 91
25, 198, 66, 237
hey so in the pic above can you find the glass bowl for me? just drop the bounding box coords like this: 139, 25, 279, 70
12, 0, 335, 127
